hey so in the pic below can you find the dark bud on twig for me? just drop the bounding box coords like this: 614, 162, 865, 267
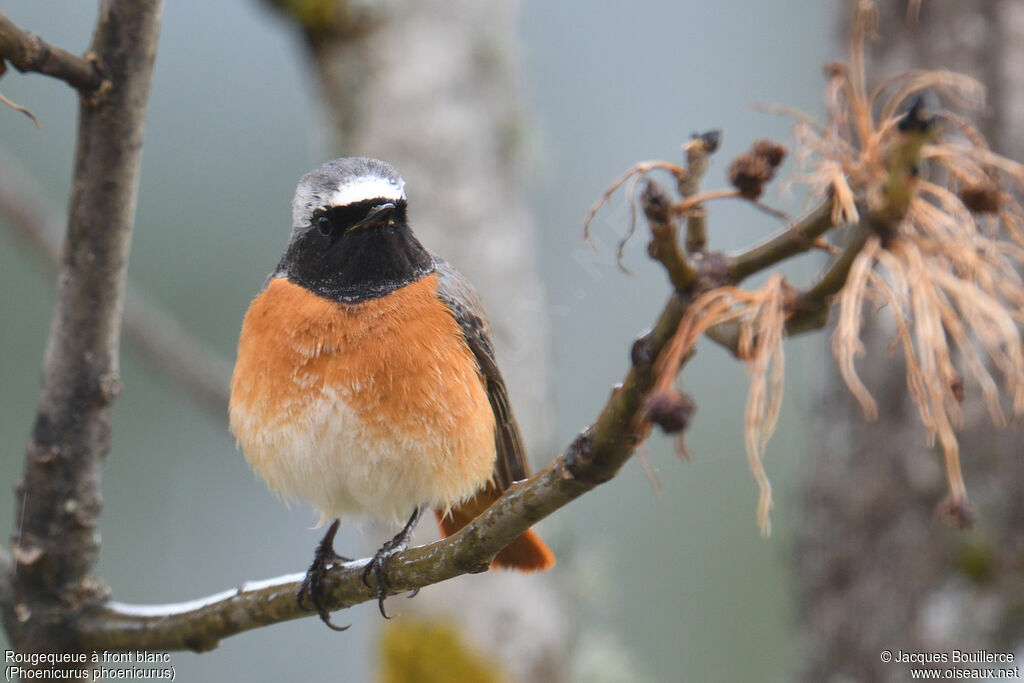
692, 129, 722, 154
897, 94, 937, 134
631, 332, 655, 368
728, 139, 787, 200
752, 140, 787, 168
641, 180, 672, 222
642, 389, 696, 434
959, 182, 1002, 214
728, 155, 773, 200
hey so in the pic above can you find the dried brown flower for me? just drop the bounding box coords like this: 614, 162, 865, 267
642, 389, 695, 434
958, 182, 1002, 214
728, 154, 774, 200
590, 0, 1024, 533
808, 0, 1024, 520
650, 275, 790, 535
752, 140, 787, 168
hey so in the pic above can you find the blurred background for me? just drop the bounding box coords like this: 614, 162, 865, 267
9, 2, 1015, 682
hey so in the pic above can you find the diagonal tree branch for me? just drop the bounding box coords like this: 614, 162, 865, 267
0, 13, 106, 94
73, 283, 692, 651
64, 196, 840, 653
725, 200, 834, 282
707, 219, 869, 354
0, 0, 163, 657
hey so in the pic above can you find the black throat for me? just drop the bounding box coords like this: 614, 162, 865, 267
276, 204, 435, 303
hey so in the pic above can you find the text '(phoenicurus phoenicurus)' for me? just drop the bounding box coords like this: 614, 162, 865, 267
229, 157, 554, 630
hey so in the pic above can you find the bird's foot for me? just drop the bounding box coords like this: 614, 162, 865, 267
297, 519, 352, 631
361, 508, 421, 619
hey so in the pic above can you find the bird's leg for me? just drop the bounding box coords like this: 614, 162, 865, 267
362, 507, 421, 618
297, 518, 352, 631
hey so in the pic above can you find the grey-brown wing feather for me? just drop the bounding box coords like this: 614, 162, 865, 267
434, 257, 529, 489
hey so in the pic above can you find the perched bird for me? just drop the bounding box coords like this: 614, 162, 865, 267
229, 157, 554, 629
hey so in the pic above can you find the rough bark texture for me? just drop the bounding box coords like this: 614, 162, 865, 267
0, 13, 105, 93
0, 0, 163, 657
796, 4, 1024, 681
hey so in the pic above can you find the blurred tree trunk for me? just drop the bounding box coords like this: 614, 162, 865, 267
266, 2, 567, 681
796, 4, 1024, 681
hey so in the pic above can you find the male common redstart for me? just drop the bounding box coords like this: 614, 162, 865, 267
229, 157, 554, 629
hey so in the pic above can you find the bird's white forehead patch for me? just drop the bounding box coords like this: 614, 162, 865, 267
326, 176, 406, 208
291, 169, 406, 229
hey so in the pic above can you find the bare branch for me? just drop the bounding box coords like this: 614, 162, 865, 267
1, 0, 163, 653
0, 13, 105, 93
680, 130, 720, 253
726, 200, 836, 282
642, 181, 699, 291
0, 88, 40, 127
706, 223, 871, 353
788, 224, 871, 331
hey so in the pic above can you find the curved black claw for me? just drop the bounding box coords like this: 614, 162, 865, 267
361, 508, 421, 619
297, 519, 352, 631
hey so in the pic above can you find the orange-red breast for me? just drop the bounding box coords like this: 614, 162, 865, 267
229, 157, 554, 628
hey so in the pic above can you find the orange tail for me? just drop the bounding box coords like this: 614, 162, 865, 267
436, 485, 555, 571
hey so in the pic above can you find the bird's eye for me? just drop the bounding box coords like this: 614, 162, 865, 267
315, 215, 331, 236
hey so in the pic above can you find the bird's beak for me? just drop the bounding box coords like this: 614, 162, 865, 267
347, 202, 396, 232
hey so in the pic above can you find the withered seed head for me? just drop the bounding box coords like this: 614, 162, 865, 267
642, 389, 696, 434
728, 154, 774, 199
728, 139, 787, 199
752, 139, 787, 168
958, 182, 1002, 214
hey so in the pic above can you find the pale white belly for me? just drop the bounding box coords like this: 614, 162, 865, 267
233, 385, 495, 527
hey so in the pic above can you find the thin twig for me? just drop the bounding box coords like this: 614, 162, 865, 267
0, 13, 105, 93
673, 188, 741, 215
705, 224, 871, 354
798, 226, 871, 311
643, 181, 699, 292
0, 89, 40, 127
583, 161, 685, 243
2, 0, 164, 656
726, 200, 837, 283
680, 132, 719, 253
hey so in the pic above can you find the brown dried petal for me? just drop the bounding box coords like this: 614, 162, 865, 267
642, 389, 696, 434
752, 139, 787, 168
958, 183, 1002, 214
728, 154, 773, 199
